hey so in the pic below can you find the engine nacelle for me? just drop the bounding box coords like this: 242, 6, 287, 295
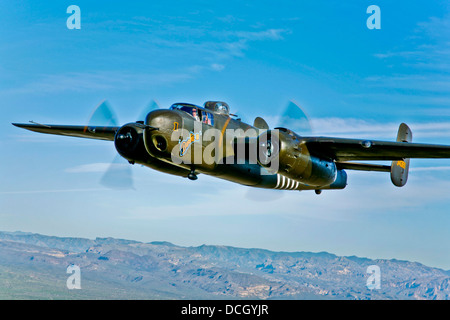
114, 123, 146, 162
257, 128, 337, 187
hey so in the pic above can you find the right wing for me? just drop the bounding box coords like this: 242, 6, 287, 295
12, 123, 119, 141
302, 137, 450, 161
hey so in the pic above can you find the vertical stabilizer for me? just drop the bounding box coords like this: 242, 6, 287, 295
391, 123, 412, 187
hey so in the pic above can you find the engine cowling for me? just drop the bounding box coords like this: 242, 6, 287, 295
257, 128, 337, 187
114, 123, 146, 161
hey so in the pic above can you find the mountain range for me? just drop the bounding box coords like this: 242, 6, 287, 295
0, 231, 448, 299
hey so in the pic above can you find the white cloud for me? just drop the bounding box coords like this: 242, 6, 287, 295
1, 71, 193, 94
234, 29, 288, 41
410, 166, 450, 172
65, 162, 127, 173
364, 75, 450, 93
309, 118, 450, 139
261, 114, 450, 140
371, 13, 450, 98
0, 188, 104, 195
210, 63, 225, 72
2, 24, 289, 95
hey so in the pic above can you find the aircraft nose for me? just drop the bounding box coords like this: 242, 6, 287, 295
144, 110, 181, 158
146, 110, 172, 130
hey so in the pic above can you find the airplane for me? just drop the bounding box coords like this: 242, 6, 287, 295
12, 100, 450, 194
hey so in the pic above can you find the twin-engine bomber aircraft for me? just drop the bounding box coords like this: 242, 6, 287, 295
12, 100, 450, 194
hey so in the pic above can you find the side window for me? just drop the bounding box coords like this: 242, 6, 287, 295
201, 111, 214, 126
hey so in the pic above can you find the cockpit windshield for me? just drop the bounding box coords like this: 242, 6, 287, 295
170, 103, 200, 120
170, 103, 214, 126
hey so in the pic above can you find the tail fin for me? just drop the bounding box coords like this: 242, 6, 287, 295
391, 123, 412, 187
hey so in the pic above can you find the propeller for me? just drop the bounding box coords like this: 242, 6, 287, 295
99, 156, 134, 190
276, 100, 312, 135
87, 100, 119, 128
137, 100, 161, 123
86, 99, 161, 190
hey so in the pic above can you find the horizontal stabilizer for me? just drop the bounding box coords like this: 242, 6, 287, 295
336, 162, 391, 172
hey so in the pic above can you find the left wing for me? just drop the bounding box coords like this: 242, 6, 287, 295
12, 123, 119, 141
302, 137, 450, 161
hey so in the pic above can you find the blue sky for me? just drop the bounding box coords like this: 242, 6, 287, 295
1, 1, 450, 270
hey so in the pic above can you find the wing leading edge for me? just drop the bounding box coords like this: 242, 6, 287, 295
12, 123, 118, 141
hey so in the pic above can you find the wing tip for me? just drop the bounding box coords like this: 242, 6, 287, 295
12, 123, 29, 128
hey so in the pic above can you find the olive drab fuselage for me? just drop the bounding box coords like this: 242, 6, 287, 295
115, 102, 347, 191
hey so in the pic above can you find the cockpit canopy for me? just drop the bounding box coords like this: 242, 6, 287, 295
170, 103, 199, 113
204, 101, 230, 115
170, 103, 201, 121
170, 103, 214, 126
